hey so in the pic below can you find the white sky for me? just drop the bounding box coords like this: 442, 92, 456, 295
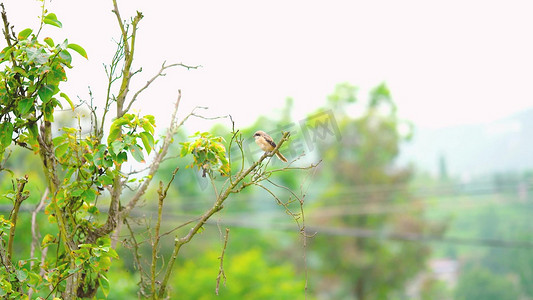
4, 0, 533, 130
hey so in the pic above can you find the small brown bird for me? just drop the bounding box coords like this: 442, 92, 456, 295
253, 130, 288, 162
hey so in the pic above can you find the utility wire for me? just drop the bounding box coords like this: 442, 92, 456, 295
201, 218, 533, 250
3, 205, 532, 249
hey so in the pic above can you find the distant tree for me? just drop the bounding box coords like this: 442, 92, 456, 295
454, 267, 519, 300
438, 154, 449, 180
309, 83, 443, 299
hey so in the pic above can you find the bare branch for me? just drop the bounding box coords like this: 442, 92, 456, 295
30, 188, 48, 261
151, 167, 179, 296
158, 216, 202, 239
8, 175, 30, 262
111, 0, 143, 117
1, 4, 16, 61
28, 188, 48, 299
123, 62, 201, 114
215, 228, 230, 295
123, 219, 150, 293
100, 38, 126, 137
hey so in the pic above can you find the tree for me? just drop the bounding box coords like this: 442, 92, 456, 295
308, 83, 442, 299
454, 267, 519, 300
0, 1, 315, 299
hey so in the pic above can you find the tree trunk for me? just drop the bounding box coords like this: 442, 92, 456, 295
355, 276, 365, 300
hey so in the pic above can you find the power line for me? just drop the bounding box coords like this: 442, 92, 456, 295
2, 204, 532, 249
2, 186, 531, 218
203, 218, 533, 250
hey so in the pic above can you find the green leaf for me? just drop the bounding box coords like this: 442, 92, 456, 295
43, 100, 55, 122
81, 189, 96, 202
52, 135, 66, 146
75, 257, 84, 266
28, 123, 39, 142
38, 84, 59, 103
67, 43, 88, 59
106, 247, 118, 259
17, 98, 34, 115
17, 28, 32, 40
88, 205, 99, 214
98, 275, 110, 297
129, 144, 145, 163
60, 93, 75, 111
93, 145, 106, 166
122, 134, 135, 146
139, 132, 154, 155
27, 271, 41, 285
71, 188, 84, 197
0, 122, 13, 148
16, 269, 28, 282
98, 256, 112, 271
123, 113, 135, 122
43, 13, 62, 28
145, 114, 156, 125
111, 140, 125, 153
44, 37, 55, 47
41, 234, 55, 248
104, 156, 114, 167
98, 174, 113, 186
0, 280, 12, 294
0, 46, 13, 62
64, 166, 75, 181
13, 66, 28, 77
180, 143, 190, 157
107, 119, 128, 145
26, 47, 49, 64
207, 151, 216, 162
61, 127, 78, 134
116, 151, 128, 164
59, 49, 72, 66
141, 121, 154, 135
54, 143, 69, 158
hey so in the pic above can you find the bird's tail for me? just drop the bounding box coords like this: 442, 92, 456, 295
276, 151, 288, 162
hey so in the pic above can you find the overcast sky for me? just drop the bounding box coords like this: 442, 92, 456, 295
5, 0, 533, 131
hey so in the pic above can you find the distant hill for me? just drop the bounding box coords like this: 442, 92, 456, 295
399, 108, 533, 178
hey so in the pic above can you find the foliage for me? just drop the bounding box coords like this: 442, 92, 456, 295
106, 113, 156, 163
0, 7, 81, 161
454, 267, 519, 300
437, 197, 533, 298
0, 2, 161, 297
180, 131, 230, 178
308, 82, 439, 299
172, 248, 306, 299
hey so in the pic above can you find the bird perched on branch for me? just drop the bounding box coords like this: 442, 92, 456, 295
253, 130, 288, 162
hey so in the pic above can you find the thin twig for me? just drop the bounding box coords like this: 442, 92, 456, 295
158, 216, 202, 239
215, 228, 230, 295
124, 62, 200, 114
29, 188, 48, 300
151, 167, 179, 296
30, 188, 48, 263
296, 161, 320, 299
8, 175, 30, 261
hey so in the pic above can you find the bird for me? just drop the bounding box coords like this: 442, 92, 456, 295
253, 130, 288, 162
